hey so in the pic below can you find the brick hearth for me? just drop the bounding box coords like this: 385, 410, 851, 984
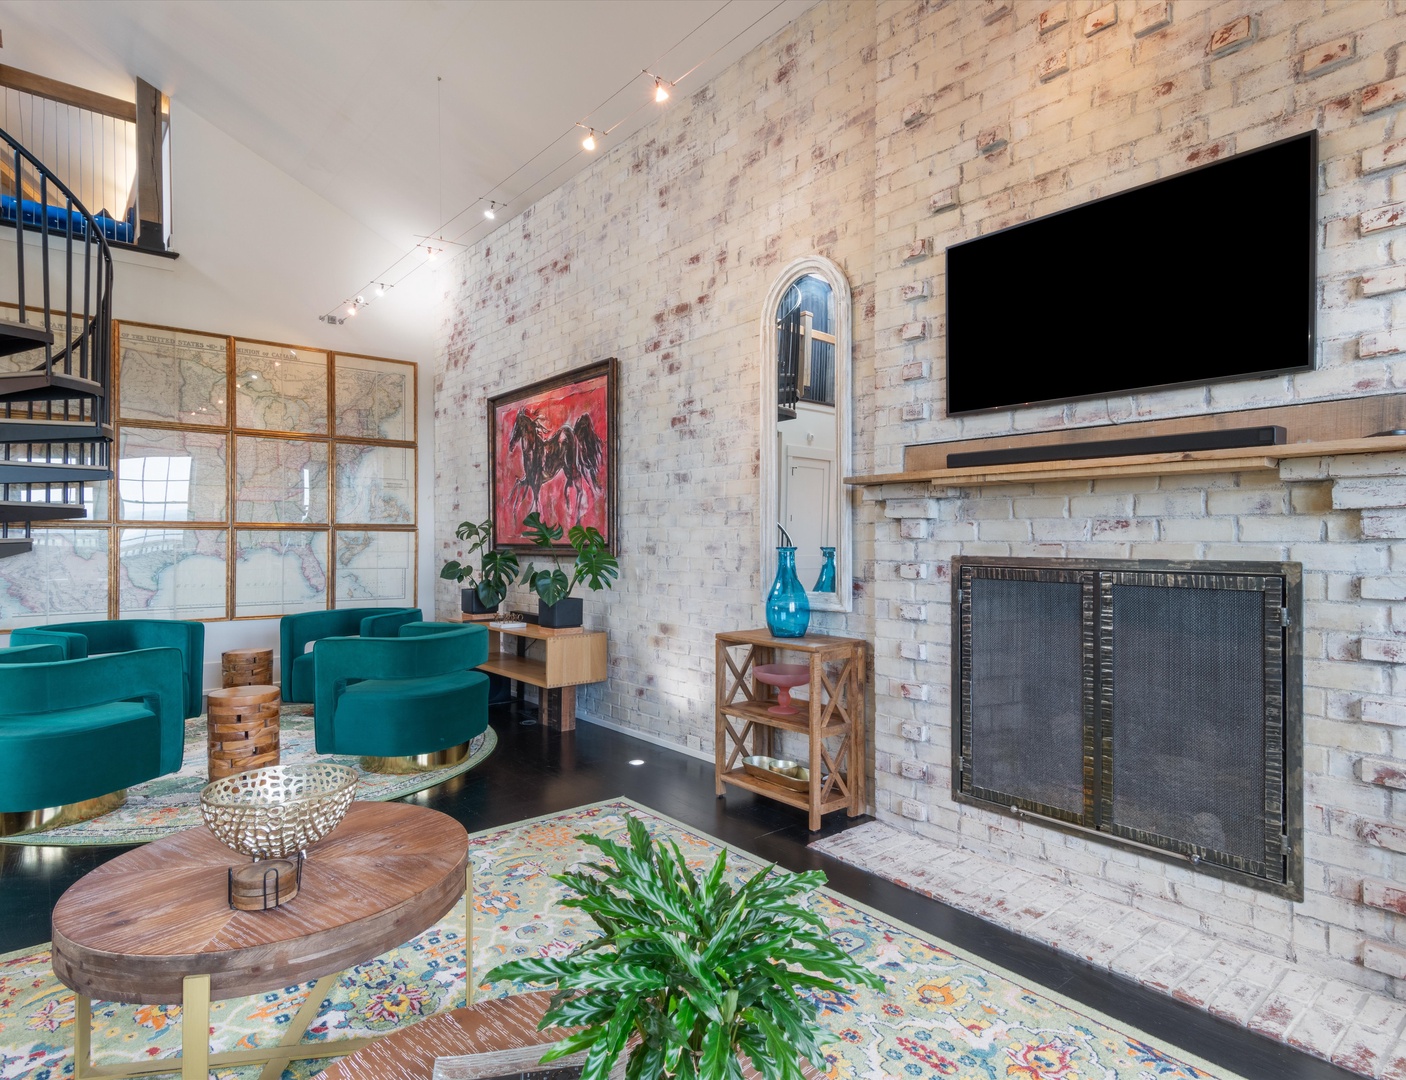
864, 448, 1406, 1076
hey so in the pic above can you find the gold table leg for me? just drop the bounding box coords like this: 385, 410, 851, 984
466, 861, 474, 1008
67, 972, 374, 1080
73, 994, 93, 1080
255, 971, 339, 1080
180, 974, 209, 1080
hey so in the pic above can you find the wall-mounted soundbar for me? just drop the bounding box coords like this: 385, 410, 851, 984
946, 425, 1287, 469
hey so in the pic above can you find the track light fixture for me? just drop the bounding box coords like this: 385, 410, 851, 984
322, 28, 712, 322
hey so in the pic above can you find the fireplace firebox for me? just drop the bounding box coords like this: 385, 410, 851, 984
952, 558, 1302, 898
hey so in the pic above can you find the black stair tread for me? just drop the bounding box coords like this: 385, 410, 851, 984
0, 370, 104, 401
0, 417, 109, 441
0, 538, 33, 557
0, 317, 54, 359
0, 500, 87, 521
0, 462, 112, 483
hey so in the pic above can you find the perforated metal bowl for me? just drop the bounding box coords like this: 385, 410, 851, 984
200, 763, 357, 860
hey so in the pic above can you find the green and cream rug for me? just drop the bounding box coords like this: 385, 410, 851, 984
0, 800, 1243, 1079
0, 707, 496, 846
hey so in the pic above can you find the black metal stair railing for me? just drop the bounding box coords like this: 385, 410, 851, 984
0, 125, 114, 557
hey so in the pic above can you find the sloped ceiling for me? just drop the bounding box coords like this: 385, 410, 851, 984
0, 0, 815, 318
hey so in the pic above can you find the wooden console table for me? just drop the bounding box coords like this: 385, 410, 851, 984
472, 620, 607, 731
715, 629, 867, 830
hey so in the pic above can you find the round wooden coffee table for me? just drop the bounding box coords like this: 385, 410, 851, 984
51, 801, 469, 1080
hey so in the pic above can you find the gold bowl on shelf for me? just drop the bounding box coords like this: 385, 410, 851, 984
741, 755, 812, 793
199, 763, 357, 860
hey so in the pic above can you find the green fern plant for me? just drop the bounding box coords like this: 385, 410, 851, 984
519, 511, 619, 605
488, 814, 883, 1080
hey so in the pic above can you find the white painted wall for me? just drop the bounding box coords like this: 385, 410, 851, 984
1, 99, 443, 689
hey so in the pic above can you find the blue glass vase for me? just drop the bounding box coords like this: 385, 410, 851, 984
766, 546, 810, 638
814, 546, 836, 593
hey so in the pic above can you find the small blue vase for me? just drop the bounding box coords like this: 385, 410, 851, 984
766, 546, 810, 638
814, 546, 836, 593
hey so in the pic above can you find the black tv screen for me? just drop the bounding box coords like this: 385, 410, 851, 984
945, 131, 1317, 417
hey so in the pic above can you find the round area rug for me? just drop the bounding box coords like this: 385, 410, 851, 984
0, 705, 496, 847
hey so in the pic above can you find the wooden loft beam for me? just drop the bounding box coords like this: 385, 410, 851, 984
135, 77, 166, 251
0, 65, 136, 122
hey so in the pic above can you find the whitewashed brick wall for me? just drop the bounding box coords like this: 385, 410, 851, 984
434, 2, 879, 753
861, 0, 1406, 1018
435, 0, 1406, 1044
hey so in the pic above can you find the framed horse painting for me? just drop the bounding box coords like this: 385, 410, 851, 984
488, 358, 618, 554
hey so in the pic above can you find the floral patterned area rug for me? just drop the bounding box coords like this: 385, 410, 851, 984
0, 706, 496, 846
0, 799, 1245, 1080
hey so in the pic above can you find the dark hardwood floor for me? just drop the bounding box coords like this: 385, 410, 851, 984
0, 704, 1358, 1080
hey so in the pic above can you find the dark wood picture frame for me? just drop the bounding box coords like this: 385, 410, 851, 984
488, 358, 617, 554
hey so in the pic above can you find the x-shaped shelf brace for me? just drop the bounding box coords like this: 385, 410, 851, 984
817, 734, 853, 800
720, 646, 761, 708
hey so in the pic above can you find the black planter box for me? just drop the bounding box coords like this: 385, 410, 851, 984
538, 597, 582, 629
461, 588, 499, 615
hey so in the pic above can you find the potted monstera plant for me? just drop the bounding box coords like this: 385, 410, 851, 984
489, 814, 883, 1080
519, 511, 618, 628
440, 518, 520, 614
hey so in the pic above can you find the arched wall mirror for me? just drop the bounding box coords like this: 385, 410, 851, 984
759, 256, 852, 613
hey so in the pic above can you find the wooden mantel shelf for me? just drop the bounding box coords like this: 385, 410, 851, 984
845, 433, 1406, 489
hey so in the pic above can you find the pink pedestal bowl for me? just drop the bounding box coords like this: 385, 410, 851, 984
753, 663, 810, 715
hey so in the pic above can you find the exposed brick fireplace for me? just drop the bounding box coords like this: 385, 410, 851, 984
954, 556, 1302, 897
854, 446, 1406, 1072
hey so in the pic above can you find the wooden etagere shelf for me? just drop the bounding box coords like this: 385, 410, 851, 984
714, 629, 867, 831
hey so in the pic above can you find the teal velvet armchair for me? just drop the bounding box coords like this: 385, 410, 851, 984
311, 621, 488, 771
279, 607, 422, 704
0, 646, 186, 833
11, 619, 206, 719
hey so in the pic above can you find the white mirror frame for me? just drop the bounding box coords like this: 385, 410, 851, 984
759, 255, 853, 614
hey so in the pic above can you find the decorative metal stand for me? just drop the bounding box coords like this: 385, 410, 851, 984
228, 852, 304, 911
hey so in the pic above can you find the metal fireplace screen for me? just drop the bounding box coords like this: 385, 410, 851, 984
954, 559, 1302, 898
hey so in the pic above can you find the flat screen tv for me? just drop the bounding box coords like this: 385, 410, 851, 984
945, 130, 1317, 417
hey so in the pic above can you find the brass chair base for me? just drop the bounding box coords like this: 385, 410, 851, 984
360, 741, 470, 775
0, 789, 127, 837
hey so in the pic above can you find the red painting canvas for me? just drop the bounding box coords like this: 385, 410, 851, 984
488, 359, 616, 552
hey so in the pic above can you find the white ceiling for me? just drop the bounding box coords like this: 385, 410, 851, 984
0, 0, 815, 311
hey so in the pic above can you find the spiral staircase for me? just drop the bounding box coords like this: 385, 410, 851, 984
0, 127, 114, 557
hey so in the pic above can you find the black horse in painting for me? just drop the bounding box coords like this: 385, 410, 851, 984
508, 408, 605, 522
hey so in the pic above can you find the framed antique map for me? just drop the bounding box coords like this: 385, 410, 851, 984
233, 529, 329, 617
334, 444, 415, 525
1, 318, 421, 629
334, 529, 415, 606
335, 353, 415, 441
0, 529, 110, 628
234, 341, 329, 434
118, 528, 229, 619
117, 428, 228, 523
117, 324, 228, 426
235, 436, 330, 523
